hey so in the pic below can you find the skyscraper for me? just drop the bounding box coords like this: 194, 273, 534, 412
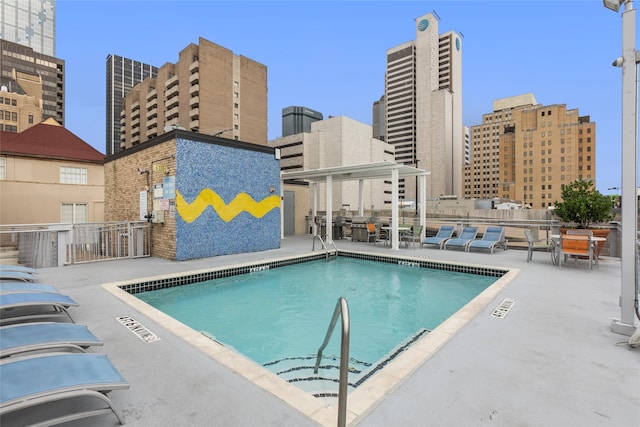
106, 54, 157, 156
0, 39, 64, 125
381, 12, 463, 199
281, 106, 323, 137
0, 0, 56, 56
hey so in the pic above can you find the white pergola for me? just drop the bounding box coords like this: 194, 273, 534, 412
281, 161, 430, 250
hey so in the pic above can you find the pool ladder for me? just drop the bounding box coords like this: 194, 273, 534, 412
312, 234, 338, 258
314, 297, 350, 427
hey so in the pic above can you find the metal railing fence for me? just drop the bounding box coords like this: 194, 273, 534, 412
0, 222, 151, 268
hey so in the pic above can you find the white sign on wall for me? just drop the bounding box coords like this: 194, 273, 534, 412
139, 191, 147, 220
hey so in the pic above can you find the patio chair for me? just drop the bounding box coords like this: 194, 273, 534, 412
524, 229, 555, 263
401, 225, 423, 249
0, 322, 103, 358
443, 226, 479, 251
0, 282, 59, 294
559, 234, 597, 271
0, 292, 78, 325
0, 352, 129, 425
366, 223, 383, 244
421, 225, 455, 249
0, 270, 36, 283
467, 226, 507, 254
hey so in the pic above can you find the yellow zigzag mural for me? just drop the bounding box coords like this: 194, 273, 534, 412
176, 189, 280, 223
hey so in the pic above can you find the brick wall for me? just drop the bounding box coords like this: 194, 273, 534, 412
105, 139, 177, 259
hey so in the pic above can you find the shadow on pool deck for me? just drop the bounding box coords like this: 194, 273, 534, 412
3, 235, 638, 426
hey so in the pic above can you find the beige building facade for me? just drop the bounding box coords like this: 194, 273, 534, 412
463, 94, 596, 209
270, 116, 395, 218
0, 120, 105, 225
0, 70, 43, 133
119, 37, 267, 150
384, 12, 463, 200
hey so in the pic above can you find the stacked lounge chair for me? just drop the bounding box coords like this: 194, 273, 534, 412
0, 279, 130, 425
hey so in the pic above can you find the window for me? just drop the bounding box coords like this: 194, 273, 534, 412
28, 114, 34, 124
0, 157, 5, 180
60, 167, 87, 184
61, 203, 88, 223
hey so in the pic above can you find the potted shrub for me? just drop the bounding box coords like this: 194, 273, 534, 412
552, 179, 615, 255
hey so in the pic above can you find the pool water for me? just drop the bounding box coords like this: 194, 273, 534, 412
136, 257, 497, 394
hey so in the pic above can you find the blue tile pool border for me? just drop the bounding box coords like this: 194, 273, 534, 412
119, 250, 508, 295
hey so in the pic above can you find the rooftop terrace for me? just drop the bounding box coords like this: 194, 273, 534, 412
2, 235, 638, 426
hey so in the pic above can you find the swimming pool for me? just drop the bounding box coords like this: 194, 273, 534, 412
107, 250, 516, 424
135, 256, 498, 396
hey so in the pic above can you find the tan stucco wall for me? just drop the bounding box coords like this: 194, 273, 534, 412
0, 156, 104, 224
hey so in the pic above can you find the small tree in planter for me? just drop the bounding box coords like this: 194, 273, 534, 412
552, 179, 614, 229
553, 179, 615, 256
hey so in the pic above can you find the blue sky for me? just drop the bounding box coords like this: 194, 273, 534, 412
57, 0, 638, 194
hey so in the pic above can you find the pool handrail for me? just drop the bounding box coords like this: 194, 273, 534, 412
312, 234, 338, 259
314, 297, 350, 427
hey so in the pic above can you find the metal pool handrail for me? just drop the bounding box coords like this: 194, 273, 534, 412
314, 297, 350, 427
312, 234, 338, 258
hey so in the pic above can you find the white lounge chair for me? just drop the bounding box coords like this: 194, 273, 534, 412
0, 265, 38, 275
443, 226, 479, 251
0, 352, 129, 425
421, 225, 455, 249
0, 282, 59, 294
0, 322, 103, 358
0, 270, 36, 283
466, 226, 508, 254
0, 292, 78, 325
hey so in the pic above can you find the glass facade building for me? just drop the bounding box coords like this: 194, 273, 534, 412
106, 54, 157, 156
0, 0, 56, 57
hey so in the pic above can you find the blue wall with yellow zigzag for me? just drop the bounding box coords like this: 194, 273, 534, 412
175, 138, 281, 260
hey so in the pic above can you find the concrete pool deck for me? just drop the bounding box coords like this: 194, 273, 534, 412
3, 235, 639, 426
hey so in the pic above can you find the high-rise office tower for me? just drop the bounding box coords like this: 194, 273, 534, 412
372, 95, 385, 142
464, 93, 596, 209
381, 12, 463, 200
281, 106, 323, 137
0, 0, 56, 56
0, 39, 63, 125
106, 54, 158, 156
120, 37, 267, 149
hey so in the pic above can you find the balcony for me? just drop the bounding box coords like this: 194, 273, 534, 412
189, 84, 199, 96
131, 117, 140, 127
146, 89, 157, 101
166, 107, 179, 119
147, 117, 157, 127
189, 96, 199, 107
189, 108, 199, 119
190, 119, 200, 130
165, 84, 179, 98
146, 99, 158, 110
189, 61, 199, 73
189, 72, 199, 84
165, 75, 178, 88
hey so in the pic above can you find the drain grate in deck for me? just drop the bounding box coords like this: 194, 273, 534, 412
490, 298, 515, 319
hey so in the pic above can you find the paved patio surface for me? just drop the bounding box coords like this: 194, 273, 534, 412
2, 235, 638, 426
